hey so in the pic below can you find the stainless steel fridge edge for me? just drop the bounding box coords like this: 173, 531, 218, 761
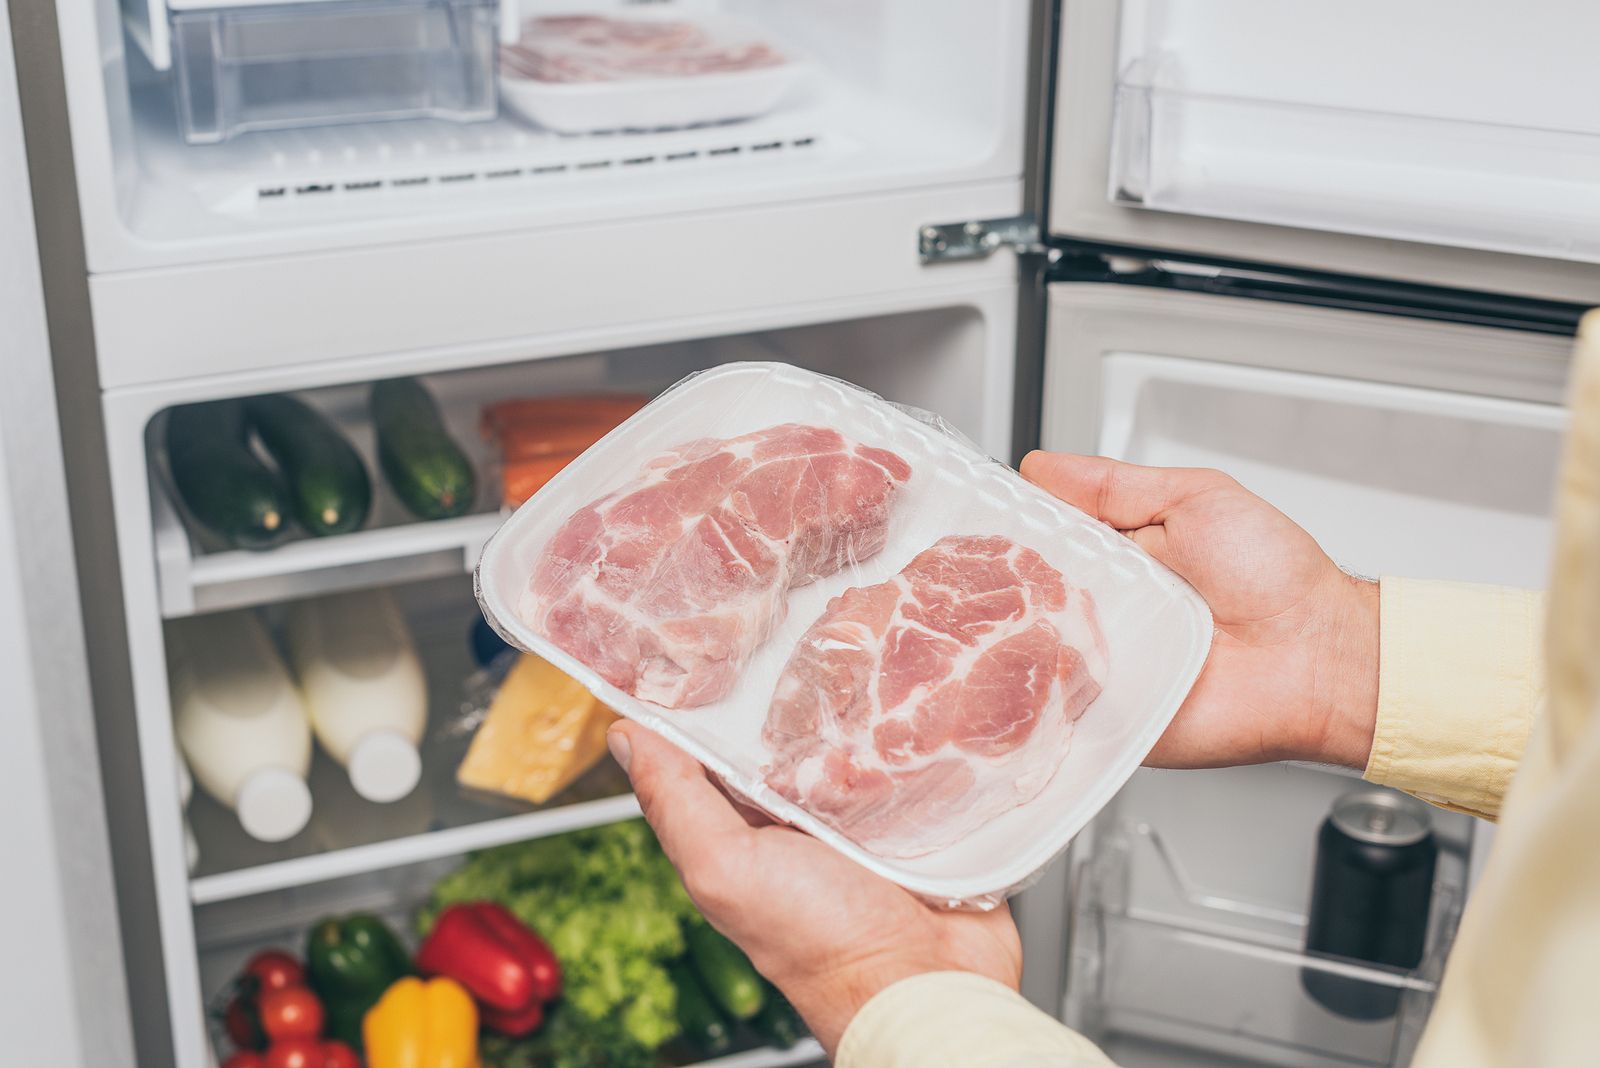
7, 0, 155, 1064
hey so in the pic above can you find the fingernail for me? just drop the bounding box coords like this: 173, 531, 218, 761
607, 727, 632, 773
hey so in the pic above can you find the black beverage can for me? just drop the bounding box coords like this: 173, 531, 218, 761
1301, 789, 1437, 1020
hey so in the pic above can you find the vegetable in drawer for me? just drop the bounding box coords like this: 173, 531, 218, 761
165, 400, 290, 550
245, 394, 372, 537
370, 377, 477, 520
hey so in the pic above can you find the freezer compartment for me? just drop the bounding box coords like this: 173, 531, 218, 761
81, 0, 1028, 265
1106, 0, 1600, 264
171, 0, 498, 145
1067, 767, 1470, 1068
193, 857, 826, 1067
179, 573, 638, 904
148, 306, 997, 618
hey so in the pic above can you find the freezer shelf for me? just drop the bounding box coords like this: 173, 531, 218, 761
183, 576, 640, 904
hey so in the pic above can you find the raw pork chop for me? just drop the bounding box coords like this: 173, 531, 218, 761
762, 534, 1106, 857
524, 423, 911, 708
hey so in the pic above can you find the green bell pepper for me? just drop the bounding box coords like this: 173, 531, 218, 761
306, 913, 413, 1049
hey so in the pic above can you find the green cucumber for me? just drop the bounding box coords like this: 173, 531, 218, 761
750, 984, 806, 1049
369, 378, 476, 520
685, 923, 766, 1021
668, 959, 733, 1058
165, 401, 289, 550
245, 394, 372, 537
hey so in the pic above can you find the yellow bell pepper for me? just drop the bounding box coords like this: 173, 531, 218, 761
364, 975, 479, 1068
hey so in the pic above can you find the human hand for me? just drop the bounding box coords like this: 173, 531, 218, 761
1020, 452, 1379, 770
607, 720, 1021, 1056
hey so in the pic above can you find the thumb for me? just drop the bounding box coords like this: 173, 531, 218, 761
1020, 451, 1218, 533
609, 720, 752, 872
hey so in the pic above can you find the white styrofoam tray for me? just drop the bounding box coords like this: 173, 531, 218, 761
477, 363, 1213, 906
500, 15, 808, 134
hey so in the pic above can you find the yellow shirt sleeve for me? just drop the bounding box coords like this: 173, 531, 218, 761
1363, 577, 1544, 821
835, 972, 1117, 1068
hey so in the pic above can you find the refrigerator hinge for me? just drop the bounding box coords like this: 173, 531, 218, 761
918, 215, 1054, 264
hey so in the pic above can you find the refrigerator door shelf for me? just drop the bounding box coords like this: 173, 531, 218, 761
1067, 817, 1462, 1068
1109, 81, 1600, 266
1050, 1, 1600, 303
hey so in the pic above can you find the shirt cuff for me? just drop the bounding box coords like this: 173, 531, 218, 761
1364, 577, 1544, 820
835, 972, 1114, 1068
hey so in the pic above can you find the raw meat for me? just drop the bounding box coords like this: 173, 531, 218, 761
502, 16, 787, 84
524, 423, 912, 708
762, 535, 1107, 858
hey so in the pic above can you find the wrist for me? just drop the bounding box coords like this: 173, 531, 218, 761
1306, 574, 1381, 770
773, 955, 940, 1056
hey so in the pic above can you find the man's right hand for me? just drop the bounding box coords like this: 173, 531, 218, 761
1021, 452, 1380, 771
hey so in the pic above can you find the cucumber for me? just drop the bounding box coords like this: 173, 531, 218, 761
369, 378, 476, 520
750, 984, 806, 1050
245, 394, 372, 537
165, 401, 289, 550
685, 923, 766, 1021
668, 959, 733, 1058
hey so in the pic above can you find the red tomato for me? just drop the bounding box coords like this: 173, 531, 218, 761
223, 994, 266, 1051
319, 1041, 361, 1068
258, 987, 324, 1042
245, 950, 306, 994
221, 1054, 266, 1068
263, 1039, 324, 1068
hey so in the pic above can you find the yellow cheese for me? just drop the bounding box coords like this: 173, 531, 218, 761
457, 653, 618, 804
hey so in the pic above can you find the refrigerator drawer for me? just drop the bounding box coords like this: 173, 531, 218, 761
171, 0, 498, 145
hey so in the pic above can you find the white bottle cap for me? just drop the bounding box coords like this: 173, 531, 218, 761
235, 767, 313, 843
348, 730, 423, 803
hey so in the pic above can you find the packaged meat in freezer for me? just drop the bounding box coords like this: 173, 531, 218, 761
499, 14, 807, 133
763, 535, 1107, 858
477, 363, 1212, 908
524, 423, 910, 708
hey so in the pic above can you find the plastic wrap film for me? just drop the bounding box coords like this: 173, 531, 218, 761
477, 364, 1212, 908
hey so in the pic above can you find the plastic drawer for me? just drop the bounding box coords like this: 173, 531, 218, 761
172, 0, 498, 145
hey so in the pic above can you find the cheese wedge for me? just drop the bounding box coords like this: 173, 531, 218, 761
457, 653, 618, 804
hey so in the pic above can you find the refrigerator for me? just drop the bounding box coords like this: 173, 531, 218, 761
6, 1, 1595, 1066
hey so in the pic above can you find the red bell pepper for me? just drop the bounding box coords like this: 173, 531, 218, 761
479, 997, 545, 1038
415, 902, 561, 1034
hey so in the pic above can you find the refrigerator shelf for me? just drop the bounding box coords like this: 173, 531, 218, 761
183, 578, 642, 904
194, 870, 822, 1068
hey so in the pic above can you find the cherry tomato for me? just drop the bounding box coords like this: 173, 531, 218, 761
222, 994, 266, 1051
320, 1041, 361, 1068
245, 950, 306, 994
263, 1039, 324, 1068
259, 987, 325, 1043
221, 1054, 266, 1068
